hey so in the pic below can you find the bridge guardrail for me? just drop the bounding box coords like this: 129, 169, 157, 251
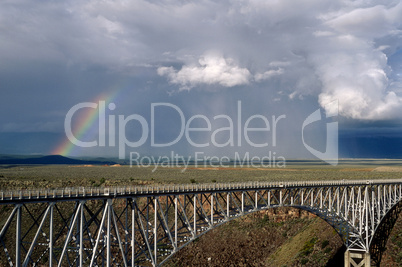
0, 178, 401, 202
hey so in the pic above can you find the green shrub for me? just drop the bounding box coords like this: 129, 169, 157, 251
300, 237, 317, 257
300, 258, 308, 265
257, 214, 270, 227
321, 240, 329, 249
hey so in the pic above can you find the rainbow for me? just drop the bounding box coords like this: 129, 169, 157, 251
51, 91, 118, 156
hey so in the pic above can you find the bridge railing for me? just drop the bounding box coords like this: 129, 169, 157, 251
1, 179, 401, 202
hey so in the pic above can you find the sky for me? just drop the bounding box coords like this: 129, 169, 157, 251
0, 0, 402, 161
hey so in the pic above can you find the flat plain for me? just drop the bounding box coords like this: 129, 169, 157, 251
0, 159, 402, 190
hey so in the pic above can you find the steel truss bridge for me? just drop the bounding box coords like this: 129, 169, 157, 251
0, 179, 401, 267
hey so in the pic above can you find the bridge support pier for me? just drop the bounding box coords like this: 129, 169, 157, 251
344, 250, 371, 267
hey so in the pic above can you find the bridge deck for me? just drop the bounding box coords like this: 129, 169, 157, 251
1, 179, 401, 204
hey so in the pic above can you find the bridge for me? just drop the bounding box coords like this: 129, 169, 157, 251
0, 179, 401, 267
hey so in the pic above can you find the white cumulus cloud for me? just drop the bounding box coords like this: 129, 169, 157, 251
157, 54, 251, 90
310, 2, 402, 119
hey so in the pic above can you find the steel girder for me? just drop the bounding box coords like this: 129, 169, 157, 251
0, 179, 401, 266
